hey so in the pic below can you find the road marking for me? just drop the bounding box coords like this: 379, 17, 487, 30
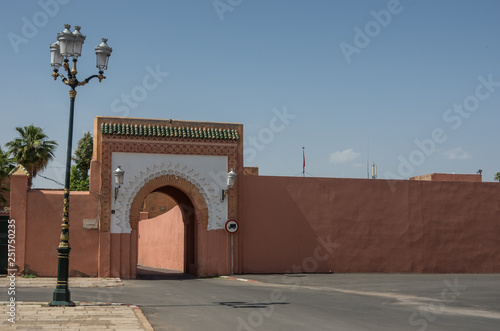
219, 278, 500, 320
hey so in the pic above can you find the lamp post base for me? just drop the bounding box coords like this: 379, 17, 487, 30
50, 298, 75, 307
50, 277, 75, 306
50, 286, 74, 306
50, 242, 73, 306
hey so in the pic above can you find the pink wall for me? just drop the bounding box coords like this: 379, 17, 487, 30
9, 173, 28, 273
138, 205, 185, 270
9, 166, 100, 277
12, 170, 499, 278
23, 190, 99, 276
411, 173, 482, 182
239, 176, 500, 274
8, 181, 100, 277
109, 211, 232, 278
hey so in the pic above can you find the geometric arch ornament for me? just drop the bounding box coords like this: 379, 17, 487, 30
111, 156, 228, 233
128, 173, 209, 231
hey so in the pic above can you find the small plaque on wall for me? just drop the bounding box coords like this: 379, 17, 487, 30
82, 219, 98, 230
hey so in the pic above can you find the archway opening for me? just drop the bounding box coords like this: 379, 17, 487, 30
136, 185, 197, 278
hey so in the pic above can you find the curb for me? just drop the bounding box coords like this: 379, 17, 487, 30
0, 276, 124, 288
131, 304, 155, 331
80, 302, 155, 331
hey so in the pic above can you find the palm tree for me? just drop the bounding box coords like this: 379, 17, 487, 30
0, 146, 13, 204
0, 146, 12, 178
495, 172, 500, 182
6, 125, 58, 187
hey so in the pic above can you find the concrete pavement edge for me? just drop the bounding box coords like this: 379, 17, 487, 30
131, 304, 155, 331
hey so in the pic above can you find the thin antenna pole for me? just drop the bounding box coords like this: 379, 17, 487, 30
367, 144, 370, 179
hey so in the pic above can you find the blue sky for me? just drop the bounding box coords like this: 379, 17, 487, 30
1, 0, 499, 188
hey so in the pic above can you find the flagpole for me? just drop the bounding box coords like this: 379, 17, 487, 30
302, 147, 305, 178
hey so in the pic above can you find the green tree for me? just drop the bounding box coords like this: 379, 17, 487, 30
73, 132, 93, 176
494, 172, 500, 182
0, 146, 14, 204
70, 132, 93, 191
70, 165, 89, 191
6, 125, 57, 187
0, 146, 13, 178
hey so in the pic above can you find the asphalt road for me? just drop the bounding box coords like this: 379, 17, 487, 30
3, 271, 500, 331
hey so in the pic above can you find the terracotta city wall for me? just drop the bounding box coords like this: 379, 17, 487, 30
9, 165, 500, 277
239, 175, 500, 274
10, 171, 99, 277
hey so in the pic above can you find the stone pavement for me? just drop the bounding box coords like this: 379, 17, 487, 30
0, 276, 123, 288
0, 277, 154, 330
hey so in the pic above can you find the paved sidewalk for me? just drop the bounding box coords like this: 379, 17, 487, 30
0, 302, 154, 330
1, 277, 154, 330
0, 276, 123, 288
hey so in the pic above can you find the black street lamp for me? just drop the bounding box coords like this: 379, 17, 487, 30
49, 24, 112, 306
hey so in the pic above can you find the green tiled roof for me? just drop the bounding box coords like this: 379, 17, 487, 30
101, 123, 240, 141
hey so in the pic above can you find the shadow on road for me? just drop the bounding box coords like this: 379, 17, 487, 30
136, 265, 196, 280
217, 301, 290, 309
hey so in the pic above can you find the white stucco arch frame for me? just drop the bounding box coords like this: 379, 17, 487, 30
110, 152, 229, 233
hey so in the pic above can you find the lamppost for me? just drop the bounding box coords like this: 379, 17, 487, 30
49, 24, 112, 306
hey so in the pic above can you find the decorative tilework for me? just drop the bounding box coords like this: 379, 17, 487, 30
101, 123, 240, 141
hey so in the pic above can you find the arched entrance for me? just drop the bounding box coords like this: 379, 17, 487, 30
137, 186, 197, 276
125, 174, 209, 278
95, 116, 243, 279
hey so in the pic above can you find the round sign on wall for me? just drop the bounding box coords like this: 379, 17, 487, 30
225, 219, 239, 234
